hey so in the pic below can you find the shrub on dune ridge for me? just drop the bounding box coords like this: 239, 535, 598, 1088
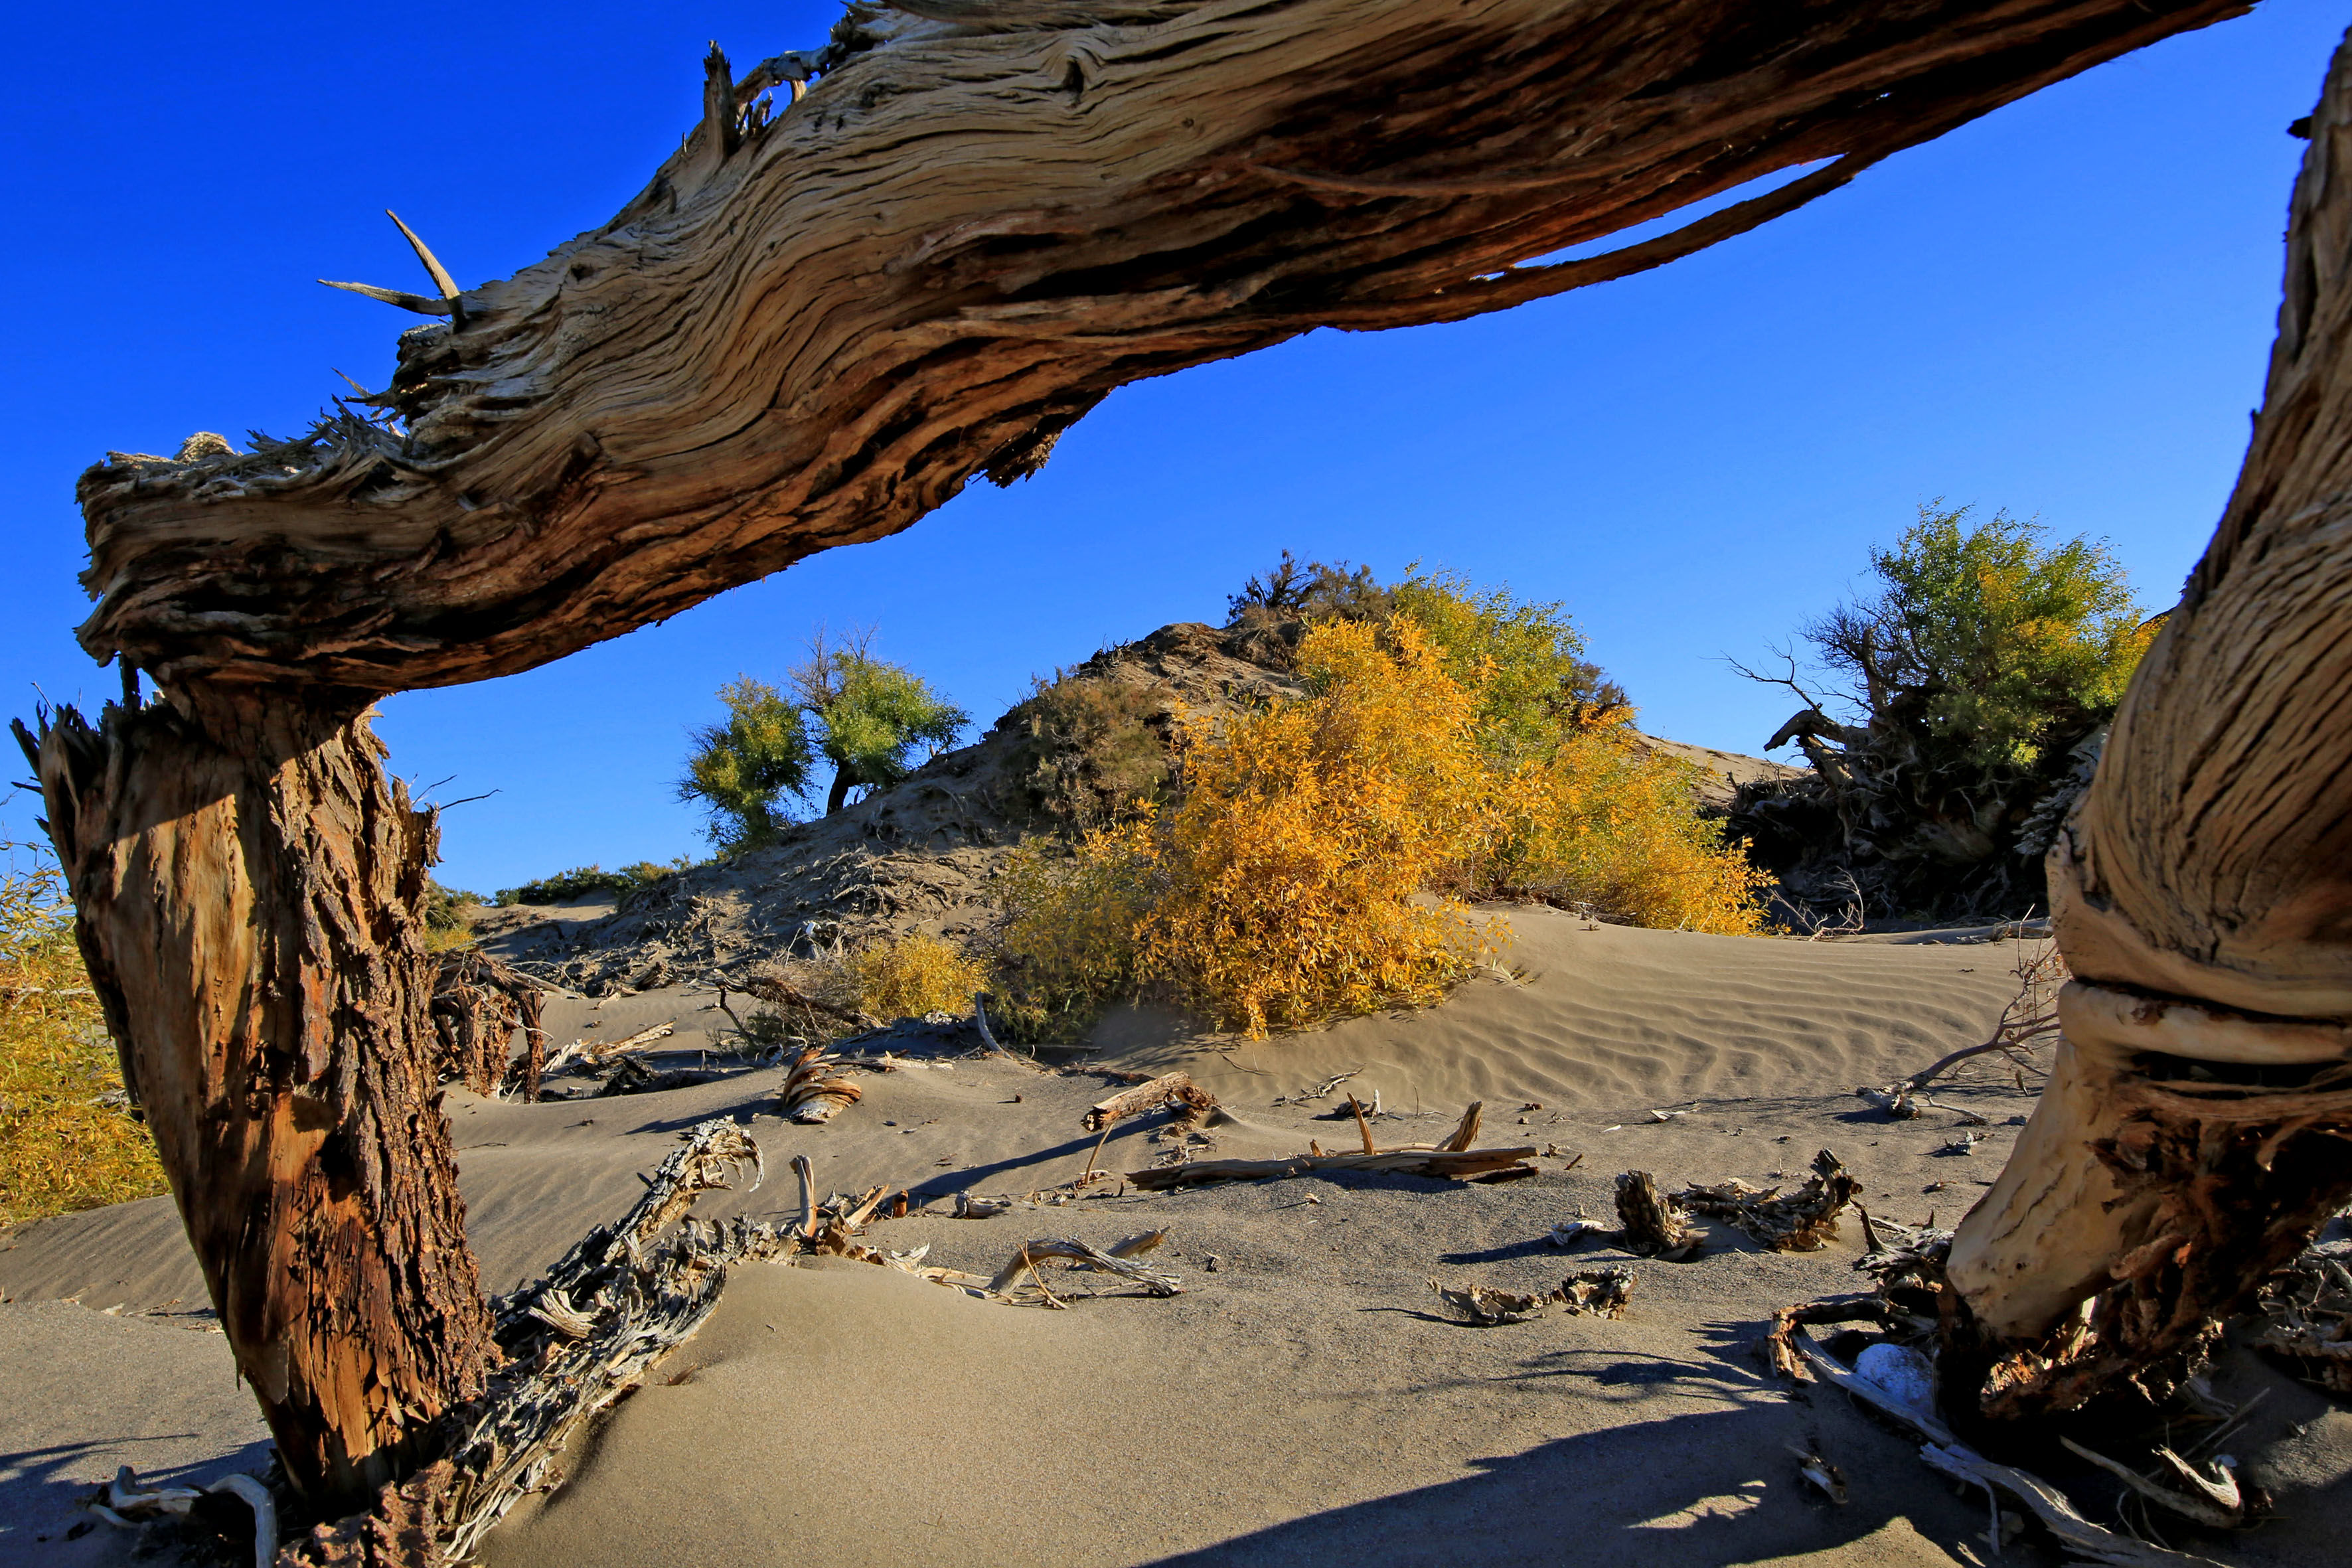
993, 617, 1764, 1040
844, 931, 987, 1021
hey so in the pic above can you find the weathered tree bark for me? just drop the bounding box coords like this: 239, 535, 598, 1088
35, 0, 2267, 1514
1946, 33, 2352, 1421
18, 694, 494, 1508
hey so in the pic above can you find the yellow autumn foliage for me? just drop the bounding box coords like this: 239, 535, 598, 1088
844, 930, 988, 1021
994, 616, 1764, 1040
1, 848, 167, 1226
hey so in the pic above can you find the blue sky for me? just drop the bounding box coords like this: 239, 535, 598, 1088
3, 2, 2344, 892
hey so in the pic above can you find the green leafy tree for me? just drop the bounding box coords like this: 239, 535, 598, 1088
791, 629, 970, 815
678, 676, 817, 851
1733, 503, 2159, 917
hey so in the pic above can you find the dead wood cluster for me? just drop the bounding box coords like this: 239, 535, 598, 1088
1676, 1148, 1859, 1253
1613, 1171, 1701, 1261
2251, 1242, 2352, 1393
427, 951, 548, 1100
1430, 1267, 1634, 1325
1859, 941, 2065, 1116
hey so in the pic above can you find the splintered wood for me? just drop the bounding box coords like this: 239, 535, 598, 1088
2252, 1243, 2352, 1393
1084, 1071, 1219, 1132
1676, 1149, 1859, 1252
428, 950, 548, 1101
1614, 1171, 1701, 1261
779, 1044, 862, 1123
1430, 1268, 1635, 1325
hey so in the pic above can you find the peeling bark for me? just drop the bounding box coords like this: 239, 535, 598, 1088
17, 694, 493, 1509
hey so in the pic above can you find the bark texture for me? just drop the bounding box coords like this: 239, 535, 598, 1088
1946, 32, 2352, 1415
78, 0, 2242, 696
19, 694, 494, 1507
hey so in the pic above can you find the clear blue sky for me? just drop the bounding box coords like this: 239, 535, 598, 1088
3, 2, 2343, 892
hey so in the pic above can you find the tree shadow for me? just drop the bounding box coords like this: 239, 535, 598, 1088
1140, 1397, 1977, 1567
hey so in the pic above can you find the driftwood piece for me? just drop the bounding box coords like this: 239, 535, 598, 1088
1439, 1100, 1483, 1152
1614, 1170, 1701, 1261
779, 1044, 864, 1124
1431, 1267, 1634, 1325
983, 1236, 1184, 1298
1127, 1144, 1537, 1192
1677, 1149, 1859, 1253
2058, 1437, 2248, 1530
1084, 1070, 1219, 1132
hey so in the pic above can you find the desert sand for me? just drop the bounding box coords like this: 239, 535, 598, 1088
5, 909, 2348, 1566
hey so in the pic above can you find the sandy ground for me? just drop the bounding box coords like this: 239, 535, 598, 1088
5, 910, 2348, 1566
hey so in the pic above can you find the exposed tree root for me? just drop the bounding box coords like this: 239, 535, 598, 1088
1128, 1144, 1536, 1192
1430, 1268, 1635, 1325
428, 951, 549, 1101
779, 1044, 863, 1123
1083, 1070, 1219, 1132
1614, 1170, 1701, 1261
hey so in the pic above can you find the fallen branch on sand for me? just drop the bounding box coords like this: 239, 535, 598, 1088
1614, 1171, 1701, 1261
1859, 941, 2065, 1115
1676, 1149, 1859, 1252
1084, 1070, 1220, 1132
543, 1020, 674, 1077
1128, 1144, 1537, 1192
779, 1044, 862, 1123
741, 971, 884, 1033
1430, 1267, 1636, 1325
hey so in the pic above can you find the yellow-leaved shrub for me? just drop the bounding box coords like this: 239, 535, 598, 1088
844, 931, 987, 1021
1, 850, 166, 1225
993, 615, 1766, 1040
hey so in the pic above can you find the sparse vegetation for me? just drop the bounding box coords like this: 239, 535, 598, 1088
494, 862, 682, 907
0, 846, 166, 1227
421, 880, 485, 952
1002, 670, 1172, 829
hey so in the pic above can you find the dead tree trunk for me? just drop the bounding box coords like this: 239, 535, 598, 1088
1945, 33, 2352, 1421
19, 692, 493, 1509
35, 0, 2258, 1508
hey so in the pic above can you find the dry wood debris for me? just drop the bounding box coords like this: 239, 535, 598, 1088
1614, 1170, 1701, 1261
1083, 1070, 1219, 1132
428, 951, 549, 1101
1430, 1267, 1635, 1325
2251, 1242, 2352, 1393
779, 1044, 863, 1123
1129, 1144, 1536, 1192
1675, 1148, 1859, 1252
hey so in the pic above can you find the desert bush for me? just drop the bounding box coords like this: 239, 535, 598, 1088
1733, 504, 2159, 917
421, 880, 483, 952
994, 614, 1761, 1038
0, 846, 166, 1226
791, 627, 969, 816
1477, 733, 1768, 933
844, 931, 986, 1021
1002, 670, 1171, 829
494, 861, 680, 907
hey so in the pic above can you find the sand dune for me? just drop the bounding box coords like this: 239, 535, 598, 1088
5, 909, 2347, 1566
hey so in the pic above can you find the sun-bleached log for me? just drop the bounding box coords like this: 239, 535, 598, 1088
1945, 31, 2352, 1418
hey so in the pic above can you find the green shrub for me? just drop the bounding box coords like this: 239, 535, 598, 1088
494, 861, 681, 907
678, 676, 816, 853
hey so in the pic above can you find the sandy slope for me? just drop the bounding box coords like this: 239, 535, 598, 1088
5, 910, 2348, 1567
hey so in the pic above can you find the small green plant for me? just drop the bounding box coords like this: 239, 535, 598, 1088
493, 861, 682, 907
1, 844, 166, 1226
